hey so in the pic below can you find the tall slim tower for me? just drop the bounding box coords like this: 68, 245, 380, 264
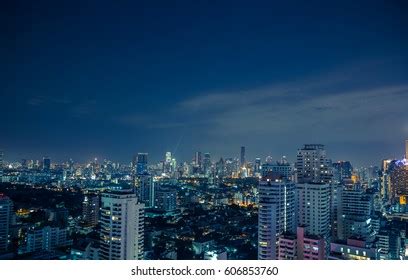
136, 153, 148, 175
82, 193, 100, 227
99, 190, 144, 260
240, 146, 246, 167
0, 194, 13, 253
258, 176, 296, 260
43, 157, 51, 171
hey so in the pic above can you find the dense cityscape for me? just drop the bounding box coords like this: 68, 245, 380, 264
0, 140, 407, 260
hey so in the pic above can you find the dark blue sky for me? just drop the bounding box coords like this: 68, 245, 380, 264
2, 0, 408, 166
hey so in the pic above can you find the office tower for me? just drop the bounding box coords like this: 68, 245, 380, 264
43, 157, 51, 171
203, 153, 211, 175
23, 226, 73, 253
82, 194, 100, 227
136, 153, 148, 175
0, 194, 13, 252
380, 159, 393, 201
337, 184, 374, 241
194, 152, 202, 169
278, 226, 326, 260
254, 158, 261, 174
155, 186, 177, 212
135, 174, 155, 208
165, 152, 172, 163
258, 175, 296, 260
296, 183, 331, 250
215, 158, 225, 178
240, 146, 246, 167
388, 159, 408, 208
261, 161, 293, 180
332, 161, 353, 183
99, 190, 144, 260
296, 144, 333, 184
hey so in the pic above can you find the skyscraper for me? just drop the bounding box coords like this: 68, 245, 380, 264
136, 153, 148, 175
194, 151, 202, 168
82, 193, 100, 227
296, 144, 333, 184
43, 157, 51, 171
258, 175, 296, 260
203, 153, 211, 175
296, 183, 331, 253
0, 194, 13, 253
99, 190, 144, 260
155, 186, 177, 212
135, 174, 155, 208
240, 146, 246, 167
332, 161, 353, 183
337, 184, 374, 241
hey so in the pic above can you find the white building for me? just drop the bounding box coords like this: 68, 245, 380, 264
258, 177, 296, 260
99, 190, 144, 260
297, 183, 331, 251
295, 144, 333, 184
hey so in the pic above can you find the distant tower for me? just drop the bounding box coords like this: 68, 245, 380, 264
194, 152, 202, 168
240, 146, 246, 167
136, 153, 148, 174
43, 157, 51, 171
99, 190, 144, 260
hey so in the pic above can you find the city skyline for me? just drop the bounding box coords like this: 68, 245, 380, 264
3, 1, 408, 166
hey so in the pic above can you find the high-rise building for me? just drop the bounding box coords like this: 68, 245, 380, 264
254, 158, 261, 175
388, 159, 408, 208
258, 175, 296, 260
296, 183, 331, 252
0, 194, 13, 253
240, 146, 246, 167
261, 161, 293, 180
203, 153, 211, 175
194, 152, 202, 169
155, 186, 177, 212
99, 190, 144, 260
82, 194, 100, 227
43, 157, 51, 171
136, 153, 148, 175
296, 144, 333, 184
135, 174, 155, 208
337, 184, 374, 241
332, 161, 353, 183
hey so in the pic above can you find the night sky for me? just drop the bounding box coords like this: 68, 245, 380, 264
2, 0, 408, 166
